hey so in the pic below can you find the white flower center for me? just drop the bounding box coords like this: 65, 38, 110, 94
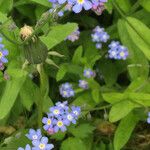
32, 135, 38, 140
67, 114, 73, 121
73, 111, 78, 116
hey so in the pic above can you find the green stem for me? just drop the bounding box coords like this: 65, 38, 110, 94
83, 104, 111, 112
37, 64, 44, 128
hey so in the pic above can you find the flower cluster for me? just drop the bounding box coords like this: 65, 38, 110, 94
0, 37, 9, 70
67, 28, 80, 42
59, 82, 74, 98
108, 41, 129, 60
147, 112, 150, 124
91, 26, 110, 49
42, 101, 81, 133
48, 0, 107, 13
18, 129, 54, 150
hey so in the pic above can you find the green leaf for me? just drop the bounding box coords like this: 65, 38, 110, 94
114, 112, 138, 150
0, 12, 7, 23
68, 124, 95, 139
109, 100, 139, 122
102, 92, 125, 104
125, 17, 150, 60
56, 63, 82, 81
30, 0, 51, 7
0, 70, 27, 120
118, 19, 149, 80
72, 46, 83, 65
60, 137, 86, 150
140, 0, 150, 12
116, 0, 131, 13
0, 0, 13, 13
20, 78, 37, 111
40, 23, 78, 49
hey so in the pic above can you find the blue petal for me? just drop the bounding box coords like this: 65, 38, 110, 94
58, 0, 66, 4
72, 4, 82, 13
83, 1, 92, 10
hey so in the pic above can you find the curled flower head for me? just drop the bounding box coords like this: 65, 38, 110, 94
18, 144, 31, 150
67, 28, 80, 42
26, 129, 42, 141
79, 80, 88, 89
32, 137, 54, 150
59, 83, 75, 98
83, 68, 96, 78
42, 101, 81, 133
108, 41, 129, 60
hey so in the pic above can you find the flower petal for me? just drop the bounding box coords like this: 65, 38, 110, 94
72, 4, 82, 13
83, 1, 92, 10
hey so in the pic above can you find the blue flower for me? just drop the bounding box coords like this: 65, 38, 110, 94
59, 83, 75, 98
79, 80, 88, 89
96, 43, 102, 49
18, 144, 31, 150
42, 117, 53, 130
53, 117, 68, 132
65, 112, 77, 125
26, 129, 42, 141
49, 106, 63, 116
108, 41, 129, 60
67, 28, 80, 42
71, 0, 92, 13
83, 69, 95, 78
32, 137, 54, 150
71, 106, 81, 118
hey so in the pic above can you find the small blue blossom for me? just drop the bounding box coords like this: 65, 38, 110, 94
42, 117, 53, 130
91, 26, 109, 49
71, 106, 81, 118
26, 129, 42, 141
49, 106, 63, 116
18, 144, 31, 150
32, 137, 54, 150
79, 80, 88, 89
53, 117, 68, 132
65, 112, 77, 125
71, 0, 92, 13
59, 83, 75, 98
83, 68, 95, 78
67, 28, 80, 42
108, 41, 129, 60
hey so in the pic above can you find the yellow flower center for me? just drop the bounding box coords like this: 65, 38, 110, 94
57, 121, 63, 127
0, 52, 3, 58
39, 144, 45, 149
54, 109, 59, 115
77, 0, 84, 4
63, 91, 67, 96
47, 119, 51, 125
120, 52, 125, 57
